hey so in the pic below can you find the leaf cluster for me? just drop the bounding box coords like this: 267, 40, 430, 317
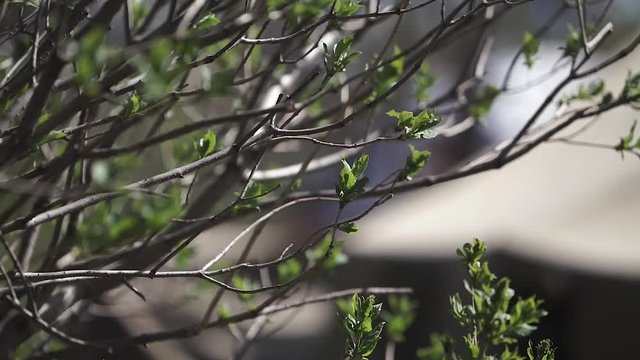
78, 187, 182, 255
558, 80, 606, 107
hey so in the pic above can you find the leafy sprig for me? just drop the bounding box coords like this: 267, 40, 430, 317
401, 145, 431, 181
339, 294, 386, 360
336, 155, 369, 207
615, 121, 640, 159
323, 36, 361, 76
522, 32, 539, 68
387, 109, 440, 140
418, 239, 555, 360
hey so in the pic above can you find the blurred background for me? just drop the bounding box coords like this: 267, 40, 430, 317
54, 0, 640, 359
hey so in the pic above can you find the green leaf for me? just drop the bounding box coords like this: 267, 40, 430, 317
123, 92, 142, 117
133, 37, 189, 99
130, 0, 149, 27
336, 155, 370, 205
562, 26, 581, 58
338, 221, 359, 234
194, 12, 220, 30
334, 0, 362, 16
600, 92, 613, 105
351, 154, 369, 178
621, 72, 640, 101
204, 70, 235, 94
77, 187, 182, 255
38, 131, 67, 146
291, 0, 332, 19
417, 334, 456, 360
150, 38, 174, 71
463, 334, 480, 358
175, 246, 195, 269
523, 32, 539, 68
194, 130, 217, 158
401, 145, 431, 181
277, 258, 303, 283
234, 182, 264, 212
527, 340, 556, 360
469, 85, 500, 119
368, 47, 405, 103
415, 62, 436, 103
231, 275, 257, 304
217, 304, 231, 319
558, 80, 607, 107
305, 234, 348, 271
76, 28, 108, 91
